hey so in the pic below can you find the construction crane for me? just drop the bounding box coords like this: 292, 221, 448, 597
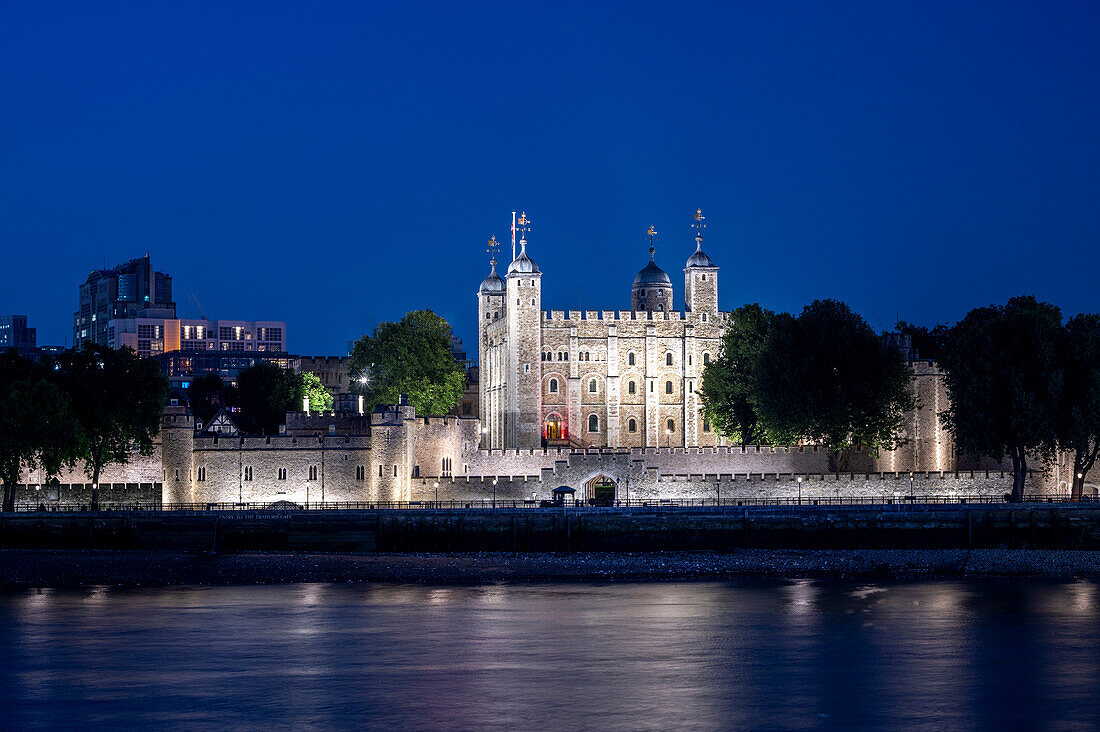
189, 293, 209, 320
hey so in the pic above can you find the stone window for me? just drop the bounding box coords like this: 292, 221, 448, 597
393, 465, 398, 477
688, 355, 692, 366
485, 313, 491, 320
589, 379, 597, 393
244, 466, 253, 481
378, 464, 383, 477
197, 467, 206, 482
531, 298, 535, 306
278, 468, 287, 480
174, 468, 179, 480
442, 457, 452, 477
649, 381, 654, 393
667, 419, 675, 433
628, 352, 635, 365
355, 466, 365, 480
703, 419, 711, 432
549, 378, 558, 393
588, 414, 599, 432
524, 364, 530, 373
666, 353, 673, 366
703, 352, 711, 365
309, 465, 318, 481
702, 274, 707, 281
628, 418, 637, 432
665, 381, 673, 394
628, 381, 636, 394
702, 313, 708, 322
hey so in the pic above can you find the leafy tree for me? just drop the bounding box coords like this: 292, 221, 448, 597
895, 320, 950, 363
699, 303, 777, 445
940, 296, 1064, 502
55, 345, 168, 509
1059, 313, 1100, 499
300, 372, 334, 413
236, 362, 302, 435
187, 374, 226, 424
0, 353, 77, 511
754, 300, 915, 475
349, 309, 466, 416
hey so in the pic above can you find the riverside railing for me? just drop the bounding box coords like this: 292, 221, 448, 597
8, 494, 1096, 513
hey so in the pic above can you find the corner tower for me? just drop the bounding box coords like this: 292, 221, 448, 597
684, 209, 718, 314
477, 243, 506, 448
504, 214, 543, 448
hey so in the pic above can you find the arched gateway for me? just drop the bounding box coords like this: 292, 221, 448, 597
584, 474, 617, 504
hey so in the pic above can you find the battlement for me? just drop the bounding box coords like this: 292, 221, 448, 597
543, 309, 718, 322
194, 434, 372, 451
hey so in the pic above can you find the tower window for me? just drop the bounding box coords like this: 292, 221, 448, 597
665, 381, 673, 394
688, 355, 692, 366
667, 419, 675, 433
588, 414, 599, 432
703, 353, 711, 365
549, 378, 558, 393
628, 352, 635, 365
628, 418, 637, 433
703, 419, 711, 433
589, 379, 597, 393
666, 353, 673, 365
628, 381, 636, 394
702, 274, 707, 281
702, 313, 708, 322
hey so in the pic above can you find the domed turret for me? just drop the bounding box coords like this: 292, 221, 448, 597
507, 237, 540, 275
632, 246, 673, 311
685, 235, 715, 268
479, 257, 505, 294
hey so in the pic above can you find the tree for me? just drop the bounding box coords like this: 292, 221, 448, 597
1059, 313, 1100, 499
236, 362, 302, 435
699, 303, 777, 445
187, 374, 226, 424
349, 309, 466, 416
55, 345, 168, 509
300, 372, 334, 412
754, 300, 915, 475
0, 353, 77, 511
940, 296, 1064, 502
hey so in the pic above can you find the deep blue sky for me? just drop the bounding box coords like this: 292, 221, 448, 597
2, 1, 1098, 356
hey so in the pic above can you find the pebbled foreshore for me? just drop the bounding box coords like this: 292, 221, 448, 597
2, 549, 1100, 586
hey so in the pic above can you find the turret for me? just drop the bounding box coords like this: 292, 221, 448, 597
684, 209, 719, 315
504, 213, 543, 448
632, 242, 673, 312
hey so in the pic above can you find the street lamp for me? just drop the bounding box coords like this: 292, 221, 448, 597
797, 476, 802, 506
492, 478, 498, 509
434, 481, 439, 506
910, 471, 914, 500
1078, 472, 1084, 501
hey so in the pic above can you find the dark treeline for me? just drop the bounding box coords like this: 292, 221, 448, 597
700, 297, 1100, 501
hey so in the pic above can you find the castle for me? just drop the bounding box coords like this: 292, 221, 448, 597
13, 211, 1088, 507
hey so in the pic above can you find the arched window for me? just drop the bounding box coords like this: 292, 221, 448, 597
588, 414, 599, 432
666, 419, 675, 433
702, 274, 707, 281
589, 379, 597, 393
549, 378, 558, 394
628, 418, 637, 433
666, 353, 673, 366
665, 381, 673, 394
628, 381, 636, 395
688, 355, 692, 366
628, 352, 635, 366
703, 419, 711, 432
703, 352, 711, 365
584, 352, 590, 361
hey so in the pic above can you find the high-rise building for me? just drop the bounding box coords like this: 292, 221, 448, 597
109, 317, 287, 357
73, 255, 175, 348
0, 315, 37, 351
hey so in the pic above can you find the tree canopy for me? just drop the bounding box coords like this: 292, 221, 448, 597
300, 372, 334, 412
1058, 313, 1100, 499
939, 296, 1064, 501
753, 300, 914, 473
55, 344, 168, 509
349, 309, 466, 416
699, 303, 777, 445
0, 352, 77, 511
701, 300, 914, 472
236, 362, 303, 436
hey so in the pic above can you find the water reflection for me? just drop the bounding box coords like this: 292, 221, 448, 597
1, 580, 1098, 730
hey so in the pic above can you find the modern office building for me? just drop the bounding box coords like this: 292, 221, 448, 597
152, 350, 297, 392
73, 255, 175, 348
108, 317, 286, 357
0, 315, 36, 351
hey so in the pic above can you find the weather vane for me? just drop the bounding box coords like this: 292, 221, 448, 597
646, 225, 658, 245
487, 234, 500, 263
692, 208, 706, 238
517, 211, 531, 239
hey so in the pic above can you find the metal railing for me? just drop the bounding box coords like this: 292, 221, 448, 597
8, 494, 1096, 513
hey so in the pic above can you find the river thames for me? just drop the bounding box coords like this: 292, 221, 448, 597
2, 579, 1098, 730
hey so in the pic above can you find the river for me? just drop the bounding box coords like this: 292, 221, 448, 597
1, 580, 1098, 730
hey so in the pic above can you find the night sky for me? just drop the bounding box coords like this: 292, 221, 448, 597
2, 1, 1098, 356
